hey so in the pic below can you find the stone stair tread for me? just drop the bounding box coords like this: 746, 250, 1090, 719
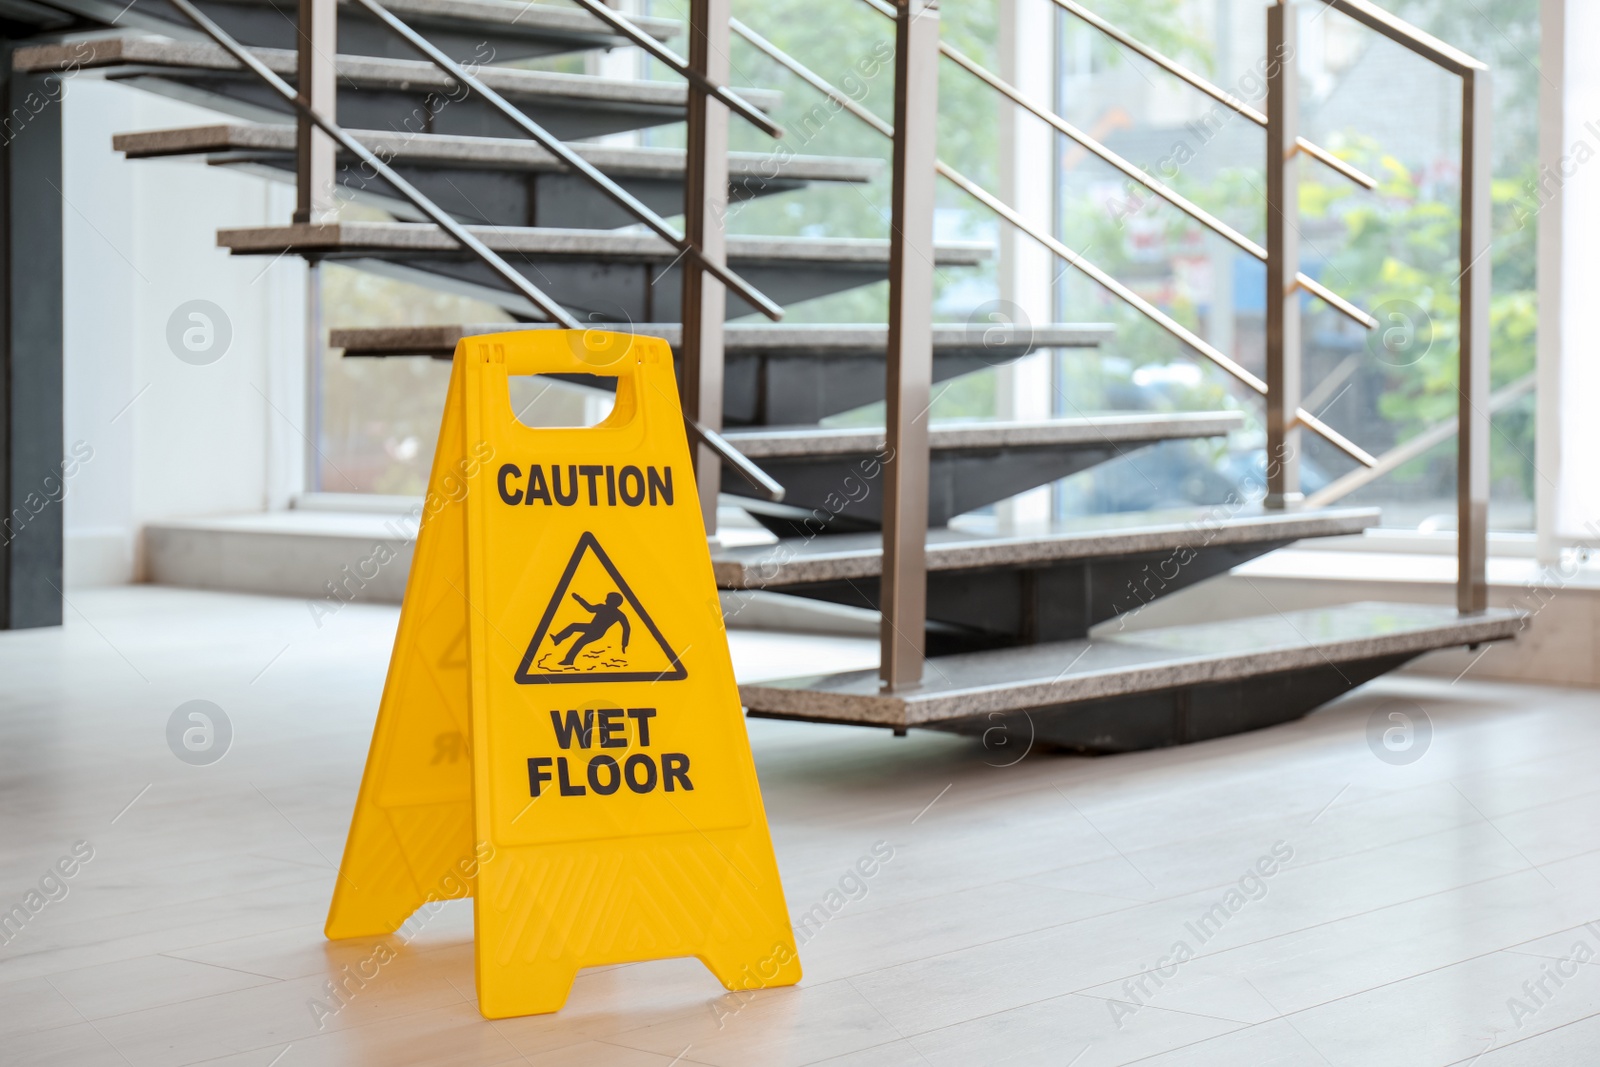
329, 321, 1114, 356
739, 602, 1521, 726
35, 0, 678, 44
721, 412, 1244, 457
711, 505, 1381, 587
14, 36, 778, 110
359, 0, 676, 37
112, 122, 877, 184
304, 0, 678, 39
217, 222, 992, 264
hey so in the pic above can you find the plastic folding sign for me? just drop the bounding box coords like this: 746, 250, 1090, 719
325, 329, 801, 1018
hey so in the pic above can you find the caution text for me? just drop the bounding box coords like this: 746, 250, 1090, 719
498, 464, 673, 507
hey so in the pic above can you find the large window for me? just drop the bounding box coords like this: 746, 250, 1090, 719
315, 265, 608, 495
1051, 0, 1539, 531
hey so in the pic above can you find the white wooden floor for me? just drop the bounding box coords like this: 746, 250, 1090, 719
2, 586, 1598, 1066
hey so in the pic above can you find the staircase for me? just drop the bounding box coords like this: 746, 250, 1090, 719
16, 0, 1520, 752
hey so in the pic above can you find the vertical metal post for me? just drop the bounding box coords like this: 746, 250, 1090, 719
879, 0, 939, 691
1264, 0, 1301, 508
1458, 67, 1492, 613
681, 0, 730, 538
296, 0, 337, 222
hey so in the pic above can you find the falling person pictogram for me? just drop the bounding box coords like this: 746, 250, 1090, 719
551, 592, 630, 665
515, 532, 687, 684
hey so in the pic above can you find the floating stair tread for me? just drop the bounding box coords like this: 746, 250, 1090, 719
14, 37, 778, 111
740, 602, 1521, 726
217, 222, 992, 265
711, 505, 1381, 587
113, 123, 877, 183
363, 0, 678, 38
329, 321, 1114, 357
36, 0, 678, 43
330, 0, 678, 40
721, 412, 1245, 458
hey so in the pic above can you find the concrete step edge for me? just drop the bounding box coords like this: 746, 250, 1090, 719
113, 123, 878, 182
328, 322, 1114, 357
216, 223, 993, 265
722, 413, 1245, 457
738, 602, 1522, 725
15, 36, 779, 109
711, 507, 1385, 587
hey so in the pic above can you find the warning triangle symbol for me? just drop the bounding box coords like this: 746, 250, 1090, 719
514, 532, 687, 685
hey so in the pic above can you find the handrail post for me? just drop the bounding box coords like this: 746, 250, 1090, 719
295, 0, 337, 222
681, 0, 730, 539
880, 0, 939, 691
1459, 66, 1492, 613
1264, 0, 1302, 508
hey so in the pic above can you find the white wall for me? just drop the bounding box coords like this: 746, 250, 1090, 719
60, 77, 306, 588
1540, 0, 1600, 550
996, 0, 1056, 525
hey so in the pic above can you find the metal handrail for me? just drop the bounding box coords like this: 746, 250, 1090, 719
178, 0, 788, 501
1052, 0, 1377, 190
936, 164, 1373, 466
565, 0, 783, 139
936, 39, 1378, 330
1304, 374, 1532, 509
350, 0, 784, 321
732, 17, 893, 135
855, 0, 1375, 329
1311, 0, 1492, 614
370, 0, 787, 506
686, 418, 786, 501
1317, 0, 1486, 76
165, 0, 581, 327
732, 15, 1378, 468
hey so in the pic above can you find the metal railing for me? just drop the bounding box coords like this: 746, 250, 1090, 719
1052, 0, 1379, 190
348, 0, 783, 321
568, 0, 780, 137
1311, 0, 1493, 615
741, 0, 1491, 687
1305, 373, 1531, 511
1050, 0, 1489, 611
168, 0, 580, 325
749, 1, 1377, 472
861, 0, 1379, 328
545, 1, 793, 525
170, 0, 788, 523
1050, 0, 1488, 608
846, 0, 1386, 466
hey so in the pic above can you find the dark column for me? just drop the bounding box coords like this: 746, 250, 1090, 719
0, 46, 65, 628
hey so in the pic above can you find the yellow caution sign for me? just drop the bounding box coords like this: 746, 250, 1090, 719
326, 330, 801, 1018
